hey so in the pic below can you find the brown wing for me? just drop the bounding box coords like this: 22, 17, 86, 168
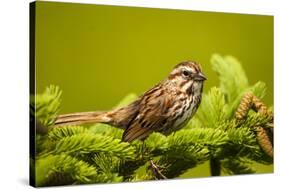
122, 85, 171, 142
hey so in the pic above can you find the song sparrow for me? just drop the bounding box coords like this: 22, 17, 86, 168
55, 61, 206, 142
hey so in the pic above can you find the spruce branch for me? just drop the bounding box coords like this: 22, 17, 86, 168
167, 128, 228, 148
195, 87, 227, 127
221, 158, 255, 175
211, 54, 267, 119
90, 153, 123, 183
207, 54, 273, 175
249, 81, 267, 100
155, 156, 201, 178
52, 133, 136, 160
48, 126, 88, 141
36, 154, 97, 186
143, 128, 228, 178
211, 54, 248, 103
227, 127, 256, 147
32, 53, 273, 185
89, 123, 123, 139
31, 85, 62, 127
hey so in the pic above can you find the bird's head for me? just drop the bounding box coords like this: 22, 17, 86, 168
168, 61, 206, 94
169, 61, 206, 81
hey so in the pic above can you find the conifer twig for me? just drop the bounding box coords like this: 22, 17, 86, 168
149, 160, 167, 180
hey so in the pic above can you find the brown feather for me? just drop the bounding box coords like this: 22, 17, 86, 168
54, 111, 111, 127
122, 86, 171, 142
122, 124, 152, 142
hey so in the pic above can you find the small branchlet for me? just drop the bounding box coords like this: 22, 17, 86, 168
149, 160, 167, 180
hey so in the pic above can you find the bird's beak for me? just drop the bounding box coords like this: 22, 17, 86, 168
194, 72, 207, 81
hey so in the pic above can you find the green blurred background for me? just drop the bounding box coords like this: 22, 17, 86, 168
35, 1, 273, 176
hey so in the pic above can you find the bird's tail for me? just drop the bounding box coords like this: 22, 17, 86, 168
54, 111, 112, 127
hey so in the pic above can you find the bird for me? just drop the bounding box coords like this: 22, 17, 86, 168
55, 61, 206, 142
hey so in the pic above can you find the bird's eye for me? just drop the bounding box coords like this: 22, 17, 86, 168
182, 70, 190, 76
